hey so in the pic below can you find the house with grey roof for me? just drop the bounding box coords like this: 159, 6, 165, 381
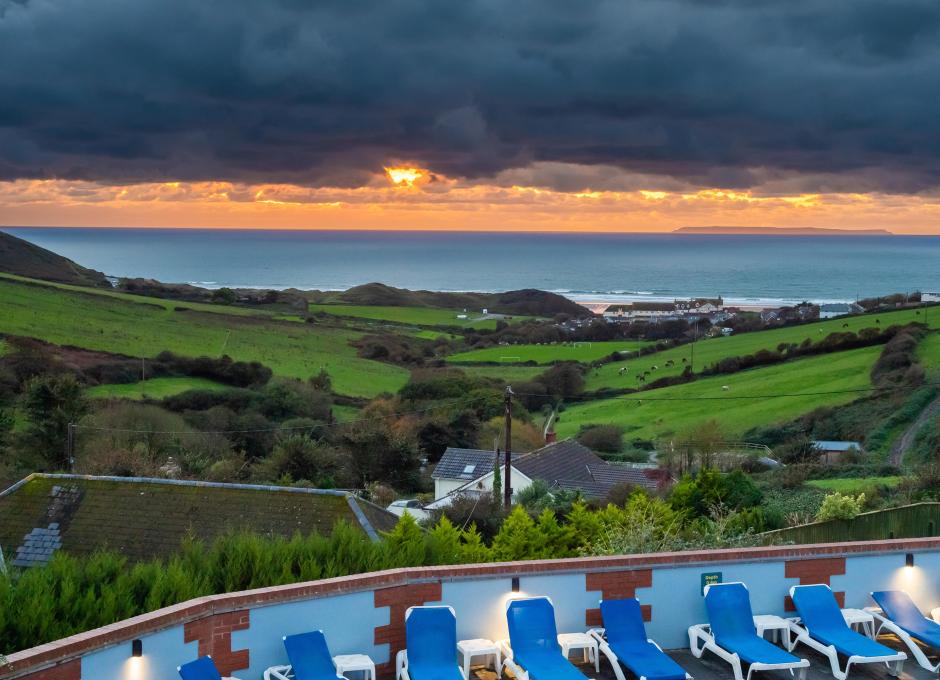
0, 474, 398, 567
812, 440, 864, 464
428, 439, 667, 508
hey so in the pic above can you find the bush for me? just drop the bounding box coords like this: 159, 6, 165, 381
815, 492, 865, 521
576, 424, 624, 454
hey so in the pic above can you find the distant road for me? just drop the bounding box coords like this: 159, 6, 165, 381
890, 394, 940, 466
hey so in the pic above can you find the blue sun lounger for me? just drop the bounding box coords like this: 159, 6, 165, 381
397, 606, 464, 680
502, 597, 588, 680
179, 656, 242, 680
589, 598, 690, 680
789, 584, 906, 680
688, 582, 808, 680
264, 630, 350, 680
870, 590, 940, 672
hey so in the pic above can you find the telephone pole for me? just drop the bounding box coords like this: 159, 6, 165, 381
66, 423, 75, 471
503, 386, 513, 508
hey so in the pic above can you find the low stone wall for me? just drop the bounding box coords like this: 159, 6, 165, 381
5, 538, 940, 680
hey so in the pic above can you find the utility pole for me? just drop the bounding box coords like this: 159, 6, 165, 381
66, 423, 75, 471
503, 386, 513, 508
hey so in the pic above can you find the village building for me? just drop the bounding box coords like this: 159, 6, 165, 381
812, 440, 863, 464
427, 439, 668, 509
602, 297, 725, 323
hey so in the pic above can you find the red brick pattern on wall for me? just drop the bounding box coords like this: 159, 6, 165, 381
584, 569, 653, 626
374, 582, 443, 679
18, 660, 81, 680
783, 557, 846, 611
183, 610, 250, 676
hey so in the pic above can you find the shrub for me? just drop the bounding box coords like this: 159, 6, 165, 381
576, 424, 624, 454
815, 492, 866, 521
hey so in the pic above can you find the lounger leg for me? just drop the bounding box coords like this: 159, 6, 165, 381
888, 658, 904, 677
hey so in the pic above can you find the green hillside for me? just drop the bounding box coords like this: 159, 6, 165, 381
309, 303, 509, 328
581, 309, 931, 392
0, 231, 108, 287
0, 272, 270, 318
86, 377, 230, 400
555, 346, 882, 441
448, 340, 652, 365
0, 277, 408, 398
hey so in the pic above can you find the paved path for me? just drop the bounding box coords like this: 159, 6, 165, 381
890, 393, 940, 466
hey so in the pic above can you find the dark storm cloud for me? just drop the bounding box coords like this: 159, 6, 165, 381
2, 0, 940, 191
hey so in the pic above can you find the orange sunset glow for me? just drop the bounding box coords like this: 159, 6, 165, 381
2, 167, 940, 233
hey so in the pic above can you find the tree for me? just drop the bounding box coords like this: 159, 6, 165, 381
308, 369, 332, 392
339, 419, 422, 491
684, 419, 726, 469
577, 424, 624, 454
816, 492, 865, 521
253, 434, 342, 486
210, 287, 236, 305
20, 373, 88, 469
538, 362, 585, 398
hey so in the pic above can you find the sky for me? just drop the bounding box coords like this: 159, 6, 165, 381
3, 0, 940, 233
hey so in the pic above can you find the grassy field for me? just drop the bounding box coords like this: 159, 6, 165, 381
555, 346, 882, 441
447, 340, 652, 365
0, 272, 272, 318
579, 309, 935, 392
309, 303, 513, 329
86, 377, 230, 400
0, 278, 408, 398
411, 329, 461, 341
805, 476, 903, 493
331, 404, 362, 423
918, 331, 940, 373
454, 365, 547, 383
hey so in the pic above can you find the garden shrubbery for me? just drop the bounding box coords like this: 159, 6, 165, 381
0, 491, 762, 654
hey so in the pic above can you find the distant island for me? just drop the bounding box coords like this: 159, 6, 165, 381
674, 226, 893, 236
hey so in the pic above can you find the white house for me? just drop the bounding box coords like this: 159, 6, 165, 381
427, 439, 667, 509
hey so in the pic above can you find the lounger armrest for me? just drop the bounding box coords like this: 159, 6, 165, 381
499, 641, 529, 680
497, 639, 513, 660
687, 623, 712, 658
264, 666, 293, 680
587, 628, 606, 645
396, 650, 410, 680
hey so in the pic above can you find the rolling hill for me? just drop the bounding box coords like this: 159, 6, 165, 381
0, 230, 109, 287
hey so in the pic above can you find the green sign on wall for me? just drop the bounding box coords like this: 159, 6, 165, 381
701, 571, 722, 594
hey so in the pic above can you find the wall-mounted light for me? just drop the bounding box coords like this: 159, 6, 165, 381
511, 577, 520, 593
906, 553, 915, 568
131, 639, 143, 658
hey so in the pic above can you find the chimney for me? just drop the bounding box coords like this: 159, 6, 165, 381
545, 430, 557, 444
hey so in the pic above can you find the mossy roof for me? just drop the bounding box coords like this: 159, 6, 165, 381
0, 474, 397, 564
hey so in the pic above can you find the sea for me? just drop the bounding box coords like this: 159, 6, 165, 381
4, 227, 940, 307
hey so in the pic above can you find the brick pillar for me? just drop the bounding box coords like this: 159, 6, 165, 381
585, 569, 653, 626
784, 557, 846, 611
374, 581, 443, 678
183, 610, 250, 676
18, 661, 81, 680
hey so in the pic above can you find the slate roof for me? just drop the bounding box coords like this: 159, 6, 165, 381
0, 474, 398, 567
435, 439, 663, 499
812, 440, 863, 452
433, 448, 502, 480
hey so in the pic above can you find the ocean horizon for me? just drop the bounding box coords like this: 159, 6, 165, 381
4, 226, 939, 306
